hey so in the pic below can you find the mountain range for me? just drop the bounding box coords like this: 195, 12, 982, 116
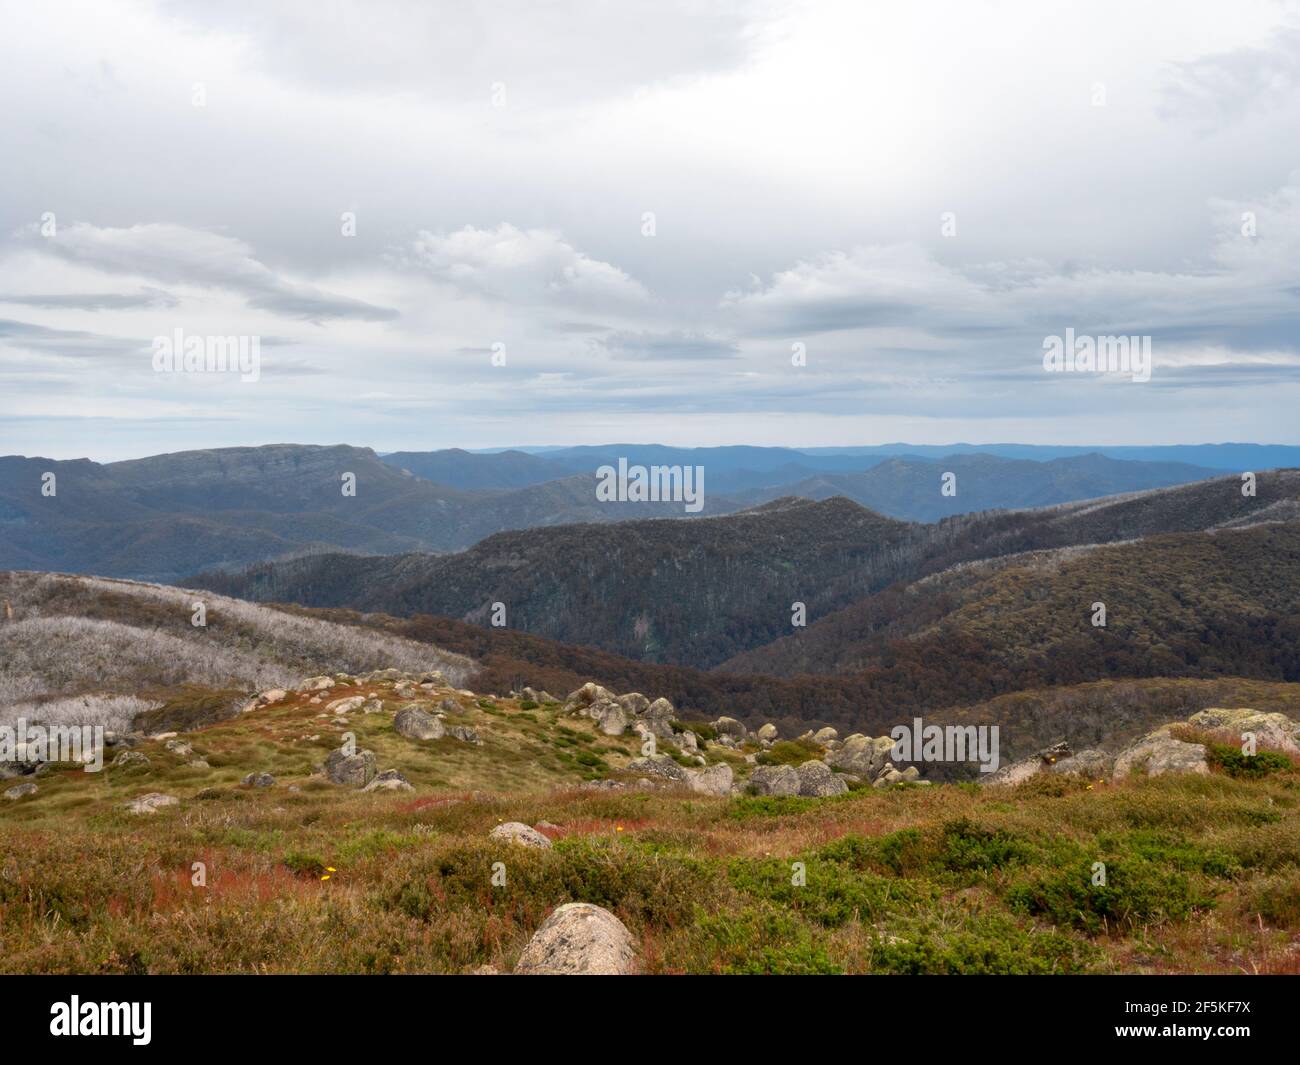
0, 441, 1237, 580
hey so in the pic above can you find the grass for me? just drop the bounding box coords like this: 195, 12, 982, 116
2, 678, 1298, 974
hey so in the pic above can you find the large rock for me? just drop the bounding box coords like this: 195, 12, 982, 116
1113, 728, 1208, 780
1049, 749, 1111, 778
325, 695, 366, 715
363, 768, 414, 793
749, 764, 800, 796
641, 698, 677, 739
1189, 708, 1300, 753
625, 755, 688, 783
616, 692, 650, 715
394, 706, 446, 741
3, 782, 36, 800
796, 760, 849, 797
596, 702, 631, 736
757, 723, 779, 742
447, 725, 482, 745
812, 727, 838, 746
125, 792, 178, 815
826, 734, 895, 779
323, 748, 377, 787
514, 903, 636, 975
569, 682, 615, 708
713, 716, 747, 740
685, 763, 733, 796
490, 822, 553, 849
241, 772, 276, 787
983, 742, 1073, 786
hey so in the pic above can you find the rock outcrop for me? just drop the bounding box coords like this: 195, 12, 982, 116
513, 903, 637, 975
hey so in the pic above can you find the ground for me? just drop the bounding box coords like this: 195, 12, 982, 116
1, 683, 1298, 974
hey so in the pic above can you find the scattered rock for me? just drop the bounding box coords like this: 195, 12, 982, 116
112, 750, 150, 769
685, 762, 734, 796
323, 748, 377, 788
827, 734, 896, 780
1189, 708, 1300, 753
713, 716, 747, 740
448, 725, 482, 745
626, 754, 688, 784
394, 706, 446, 741
1049, 749, 1111, 778
490, 822, 553, 848
514, 903, 636, 975
1114, 728, 1208, 780
3, 782, 36, 800
749, 764, 800, 796
796, 759, 849, 797
241, 772, 276, 787
616, 692, 650, 715
597, 702, 631, 736
325, 695, 366, 714
126, 792, 178, 815
363, 768, 414, 793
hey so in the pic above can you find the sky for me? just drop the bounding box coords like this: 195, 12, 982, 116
2, 0, 1300, 461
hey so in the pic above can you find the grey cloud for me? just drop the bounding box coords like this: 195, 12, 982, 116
598, 330, 740, 360
0, 287, 178, 311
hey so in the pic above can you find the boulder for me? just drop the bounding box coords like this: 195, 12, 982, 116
757, 723, 779, 742
125, 792, 178, 815
685, 763, 734, 796
641, 698, 677, 739
325, 695, 366, 715
514, 903, 636, 975
826, 734, 895, 779
241, 772, 276, 787
569, 682, 615, 707
363, 769, 414, 793
112, 750, 150, 769
812, 727, 839, 746
258, 689, 288, 705
616, 692, 650, 715
394, 706, 446, 741
490, 822, 553, 849
302, 676, 336, 691
713, 716, 747, 740
596, 702, 631, 736
1113, 728, 1208, 780
1189, 708, 1300, 754
3, 782, 36, 800
323, 748, 377, 788
796, 760, 849, 797
163, 739, 193, 758
1049, 749, 1111, 778
749, 764, 800, 796
448, 725, 482, 745
872, 767, 904, 788
626, 755, 688, 784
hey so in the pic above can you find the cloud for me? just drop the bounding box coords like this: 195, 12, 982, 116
0, 288, 178, 311
598, 329, 739, 360
34, 223, 397, 322
1161, 23, 1300, 128
406, 224, 651, 308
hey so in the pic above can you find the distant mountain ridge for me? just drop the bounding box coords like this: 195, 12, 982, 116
197, 469, 1300, 670
0, 440, 1268, 581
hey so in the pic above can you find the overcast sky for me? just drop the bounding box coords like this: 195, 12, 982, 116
3, 0, 1300, 460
